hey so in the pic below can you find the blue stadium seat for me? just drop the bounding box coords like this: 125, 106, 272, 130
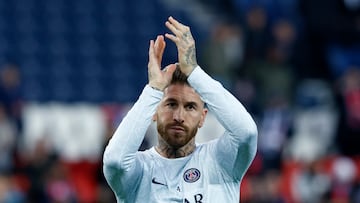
0, 0, 204, 103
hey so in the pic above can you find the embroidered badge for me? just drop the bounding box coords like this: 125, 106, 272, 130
183, 168, 201, 183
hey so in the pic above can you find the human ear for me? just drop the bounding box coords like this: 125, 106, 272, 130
198, 108, 208, 128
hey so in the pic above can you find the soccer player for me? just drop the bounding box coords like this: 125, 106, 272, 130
103, 16, 258, 203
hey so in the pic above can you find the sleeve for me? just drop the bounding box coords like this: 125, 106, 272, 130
102, 85, 163, 197
188, 66, 258, 181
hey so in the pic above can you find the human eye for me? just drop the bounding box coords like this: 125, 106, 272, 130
166, 102, 177, 108
185, 104, 196, 111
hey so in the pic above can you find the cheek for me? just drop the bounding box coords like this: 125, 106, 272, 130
155, 113, 171, 133
156, 122, 166, 136
156, 111, 171, 123
191, 112, 204, 124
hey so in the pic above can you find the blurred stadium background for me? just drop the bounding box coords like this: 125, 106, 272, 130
0, 0, 360, 202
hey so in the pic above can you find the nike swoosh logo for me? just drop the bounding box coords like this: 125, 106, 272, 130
151, 178, 167, 186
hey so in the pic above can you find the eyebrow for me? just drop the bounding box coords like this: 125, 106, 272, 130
163, 98, 177, 103
164, 98, 200, 107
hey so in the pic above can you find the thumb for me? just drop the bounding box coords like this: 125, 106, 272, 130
164, 64, 176, 78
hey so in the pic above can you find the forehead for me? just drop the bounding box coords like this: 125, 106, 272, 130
163, 84, 203, 103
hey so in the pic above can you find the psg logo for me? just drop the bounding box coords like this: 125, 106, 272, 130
183, 168, 201, 183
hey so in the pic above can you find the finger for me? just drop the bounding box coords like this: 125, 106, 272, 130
154, 36, 160, 64
164, 64, 176, 77
148, 40, 158, 71
154, 36, 164, 49
154, 36, 159, 51
148, 40, 155, 61
165, 22, 181, 37
168, 16, 185, 31
164, 33, 178, 44
155, 35, 166, 63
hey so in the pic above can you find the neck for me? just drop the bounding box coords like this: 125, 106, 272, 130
156, 138, 196, 158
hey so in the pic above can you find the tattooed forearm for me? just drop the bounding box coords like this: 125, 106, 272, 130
185, 46, 197, 68
148, 70, 153, 81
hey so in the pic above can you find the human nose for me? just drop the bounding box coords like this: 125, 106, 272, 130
173, 107, 184, 123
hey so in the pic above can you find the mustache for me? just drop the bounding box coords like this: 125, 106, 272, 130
166, 122, 187, 131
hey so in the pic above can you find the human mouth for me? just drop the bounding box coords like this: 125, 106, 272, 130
169, 125, 185, 133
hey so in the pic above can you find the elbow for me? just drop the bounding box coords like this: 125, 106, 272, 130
248, 119, 258, 138
241, 118, 258, 156
103, 143, 123, 170
244, 116, 258, 143
103, 147, 120, 172
102, 149, 120, 187
103, 145, 136, 173
249, 120, 258, 150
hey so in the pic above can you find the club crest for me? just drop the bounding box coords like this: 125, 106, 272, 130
183, 168, 201, 183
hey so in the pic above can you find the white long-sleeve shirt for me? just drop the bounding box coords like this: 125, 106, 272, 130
103, 66, 258, 203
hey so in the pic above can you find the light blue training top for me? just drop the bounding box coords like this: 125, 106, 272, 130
103, 66, 258, 203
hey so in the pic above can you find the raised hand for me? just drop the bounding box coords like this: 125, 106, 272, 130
165, 16, 198, 76
148, 35, 176, 91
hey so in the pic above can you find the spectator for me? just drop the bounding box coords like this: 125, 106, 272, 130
0, 63, 23, 133
243, 5, 270, 63
201, 22, 245, 89
292, 160, 331, 203
0, 173, 25, 203
329, 156, 358, 202
0, 103, 18, 173
335, 66, 360, 156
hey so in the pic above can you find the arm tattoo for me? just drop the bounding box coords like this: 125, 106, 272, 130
182, 32, 190, 43
185, 46, 197, 67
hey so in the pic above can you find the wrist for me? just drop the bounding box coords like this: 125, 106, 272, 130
148, 83, 164, 91
182, 65, 197, 76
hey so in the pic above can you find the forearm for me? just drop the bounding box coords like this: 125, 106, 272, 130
188, 67, 257, 134
103, 85, 162, 172
188, 66, 258, 178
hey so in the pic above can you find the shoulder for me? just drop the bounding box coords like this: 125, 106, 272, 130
193, 139, 219, 157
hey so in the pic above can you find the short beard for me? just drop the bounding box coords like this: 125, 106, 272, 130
157, 122, 199, 149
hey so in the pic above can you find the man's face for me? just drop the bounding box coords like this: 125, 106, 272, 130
154, 83, 207, 148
